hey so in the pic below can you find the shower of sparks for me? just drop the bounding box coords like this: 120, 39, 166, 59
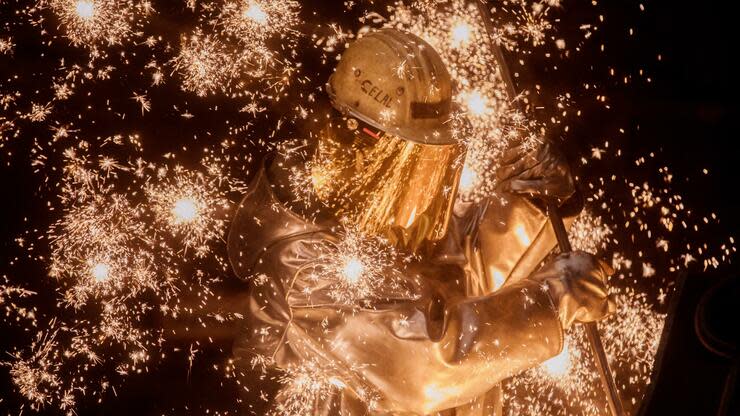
217, 0, 300, 42
0, 0, 736, 414
388, 1, 546, 202
172, 0, 301, 97
172, 30, 242, 97
514, 0, 554, 46
1, 133, 243, 409
296, 227, 418, 306
506, 289, 665, 416
504, 206, 680, 415
7, 328, 64, 410
48, 187, 159, 307
1, 276, 37, 326
568, 210, 614, 254
266, 357, 380, 416
272, 360, 342, 416
273, 361, 340, 416
145, 166, 232, 256
40, 0, 153, 47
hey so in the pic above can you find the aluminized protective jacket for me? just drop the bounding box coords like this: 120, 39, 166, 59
228, 158, 573, 415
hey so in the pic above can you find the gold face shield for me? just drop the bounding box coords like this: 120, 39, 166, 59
311, 116, 464, 250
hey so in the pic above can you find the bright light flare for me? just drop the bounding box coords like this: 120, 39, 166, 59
542, 342, 571, 377
341, 258, 364, 284
462, 90, 489, 116
450, 22, 472, 47
458, 163, 479, 194
90, 262, 110, 282
171, 197, 199, 224
75, 0, 95, 19
243, 2, 268, 24
145, 166, 231, 256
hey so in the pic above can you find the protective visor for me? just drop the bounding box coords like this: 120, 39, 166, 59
311, 116, 464, 249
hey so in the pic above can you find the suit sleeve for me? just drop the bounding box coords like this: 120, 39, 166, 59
240, 232, 563, 415
478, 194, 579, 288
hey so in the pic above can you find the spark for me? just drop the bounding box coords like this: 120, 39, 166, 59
131, 93, 151, 114
296, 227, 417, 305
0, 37, 13, 54
42, 0, 152, 47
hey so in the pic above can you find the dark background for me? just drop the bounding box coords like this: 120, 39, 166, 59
1, 0, 738, 414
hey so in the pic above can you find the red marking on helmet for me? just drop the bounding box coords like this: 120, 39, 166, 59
362, 127, 381, 140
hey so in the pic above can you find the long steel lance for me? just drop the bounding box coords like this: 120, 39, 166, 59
472, 2, 625, 415
546, 201, 625, 416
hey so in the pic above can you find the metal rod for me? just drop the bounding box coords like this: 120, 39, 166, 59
474, 1, 518, 99
473, 2, 625, 413
547, 201, 625, 416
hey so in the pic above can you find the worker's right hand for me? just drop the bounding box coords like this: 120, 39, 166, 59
496, 140, 575, 201
532, 251, 616, 329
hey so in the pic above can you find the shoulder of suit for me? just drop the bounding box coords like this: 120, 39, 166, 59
227, 165, 332, 279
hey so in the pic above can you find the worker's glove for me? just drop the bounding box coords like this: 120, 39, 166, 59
496, 140, 575, 201
532, 251, 616, 329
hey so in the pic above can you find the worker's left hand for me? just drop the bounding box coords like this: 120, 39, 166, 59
532, 251, 616, 329
496, 140, 575, 201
